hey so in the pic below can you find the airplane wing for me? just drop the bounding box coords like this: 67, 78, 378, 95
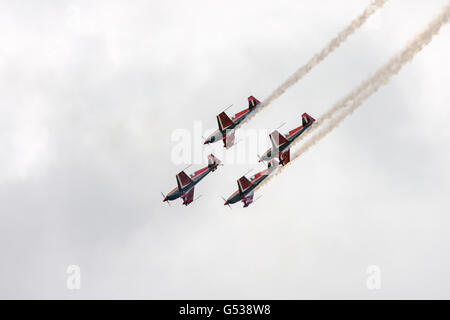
269, 130, 288, 150
181, 188, 195, 206
279, 149, 290, 166
217, 112, 234, 132
243, 191, 254, 207
176, 171, 193, 190
223, 130, 235, 149
237, 176, 253, 194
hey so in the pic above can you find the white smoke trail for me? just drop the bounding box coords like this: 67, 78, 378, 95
257, 2, 450, 190
237, 0, 388, 128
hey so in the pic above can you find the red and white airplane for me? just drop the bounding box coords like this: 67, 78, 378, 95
204, 96, 261, 149
259, 113, 315, 166
162, 154, 221, 206
223, 159, 278, 208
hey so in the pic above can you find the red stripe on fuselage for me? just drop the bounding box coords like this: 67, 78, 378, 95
286, 125, 304, 139
233, 108, 249, 120
191, 166, 209, 178
250, 169, 269, 183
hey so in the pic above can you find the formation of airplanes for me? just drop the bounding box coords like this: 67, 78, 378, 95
162, 96, 315, 208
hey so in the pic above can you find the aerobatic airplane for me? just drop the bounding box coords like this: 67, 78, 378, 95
203, 96, 261, 149
162, 154, 221, 206
259, 113, 315, 166
223, 159, 278, 208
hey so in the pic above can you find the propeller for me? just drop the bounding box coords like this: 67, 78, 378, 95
257, 153, 267, 163
202, 134, 215, 147
161, 192, 171, 207
194, 194, 203, 202
221, 196, 232, 210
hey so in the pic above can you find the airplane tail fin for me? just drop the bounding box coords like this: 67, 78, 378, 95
248, 96, 261, 110
302, 113, 316, 127
269, 130, 288, 149
208, 154, 221, 171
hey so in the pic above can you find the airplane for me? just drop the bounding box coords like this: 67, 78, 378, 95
258, 113, 315, 166
162, 154, 221, 206
204, 96, 261, 149
223, 159, 278, 208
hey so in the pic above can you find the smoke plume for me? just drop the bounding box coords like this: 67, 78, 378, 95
257, 2, 450, 190
238, 0, 388, 128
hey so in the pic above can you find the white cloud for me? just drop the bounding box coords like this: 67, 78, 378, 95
1, 0, 450, 299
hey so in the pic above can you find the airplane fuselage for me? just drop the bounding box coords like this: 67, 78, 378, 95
165, 166, 212, 201
225, 166, 274, 205
260, 123, 312, 161
282, 125, 310, 150
205, 108, 255, 144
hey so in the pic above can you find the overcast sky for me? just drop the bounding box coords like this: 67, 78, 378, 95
1, 0, 450, 299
